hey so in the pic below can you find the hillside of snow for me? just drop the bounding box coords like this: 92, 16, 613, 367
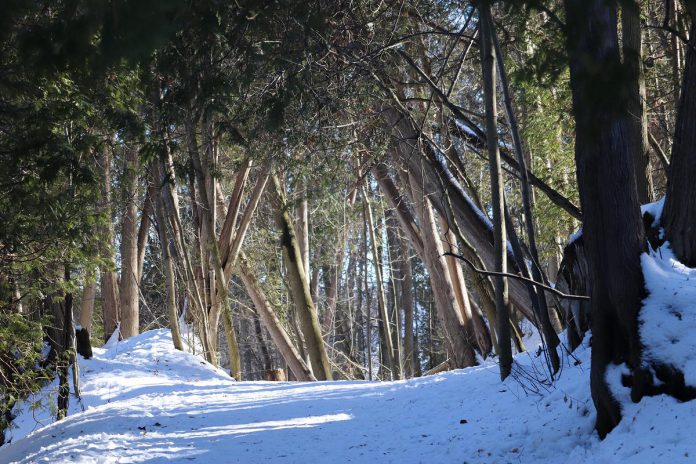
1, 328, 695, 463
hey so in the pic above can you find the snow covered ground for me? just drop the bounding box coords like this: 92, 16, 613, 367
1, 328, 695, 463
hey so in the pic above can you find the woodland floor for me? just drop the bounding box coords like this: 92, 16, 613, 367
2, 323, 695, 464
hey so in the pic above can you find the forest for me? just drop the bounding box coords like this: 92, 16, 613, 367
1, 0, 696, 462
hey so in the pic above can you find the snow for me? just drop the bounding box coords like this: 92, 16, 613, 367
2, 329, 695, 463
431, 146, 495, 232
567, 197, 666, 246
605, 363, 696, 463
640, 243, 696, 386
640, 197, 666, 228
568, 226, 583, 245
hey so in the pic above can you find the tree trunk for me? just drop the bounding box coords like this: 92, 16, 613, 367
565, 0, 648, 437
271, 174, 333, 380
490, 14, 560, 372
137, 183, 155, 281
119, 146, 140, 339
363, 184, 398, 379
384, 210, 404, 378
398, 231, 416, 377
152, 163, 184, 351
405, 171, 477, 368
78, 276, 96, 332
48, 267, 74, 420
480, 2, 512, 379
238, 254, 316, 381
375, 162, 477, 367
663, 23, 696, 266
296, 186, 311, 288
622, 0, 654, 203
186, 112, 241, 378
156, 110, 215, 364
99, 149, 120, 342
221, 165, 271, 281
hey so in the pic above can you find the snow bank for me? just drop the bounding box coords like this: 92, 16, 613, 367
1, 329, 695, 463
640, 243, 696, 386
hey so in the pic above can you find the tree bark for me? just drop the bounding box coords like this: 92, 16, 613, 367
119, 146, 140, 339
152, 163, 184, 351
271, 174, 333, 380
238, 255, 316, 381
622, 0, 654, 203
480, 2, 512, 379
404, 170, 477, 368
79, 276, 96, 332
490, 13, 560, 372
363, 184, 398, 379
137, 183, 154, 281
663, 23, 696, 266
186, 112, 241, 379
375, 162, 478, 367
564, 0, 648, 437
99, 149, 120, 342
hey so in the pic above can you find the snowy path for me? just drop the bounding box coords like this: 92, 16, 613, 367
1, 330, 695, 463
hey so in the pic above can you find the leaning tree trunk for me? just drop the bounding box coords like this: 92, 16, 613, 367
403, 170, 477, 368
565, 0, 648, 438
374, 162, 477, 368
238, 254, 316, 381
271, 174, 333, 381
663, 22, 696, 267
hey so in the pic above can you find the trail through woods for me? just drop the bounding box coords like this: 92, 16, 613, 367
2, 324, 695, 463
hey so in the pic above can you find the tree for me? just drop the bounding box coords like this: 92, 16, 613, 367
564, 0, 651, 437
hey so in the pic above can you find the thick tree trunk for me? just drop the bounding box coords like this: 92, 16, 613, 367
405, 171, 477, 368
480, 2, 512, 379
47, 268, 74, 420
375, 162, 478, 367
119, 146, 140, 339
382, 107, 536, 325
78, 277, 96, 332
439, 217, 492, 356
565, 0, 647, 438
271, 174, 333, 380
663, 23, 696, 267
